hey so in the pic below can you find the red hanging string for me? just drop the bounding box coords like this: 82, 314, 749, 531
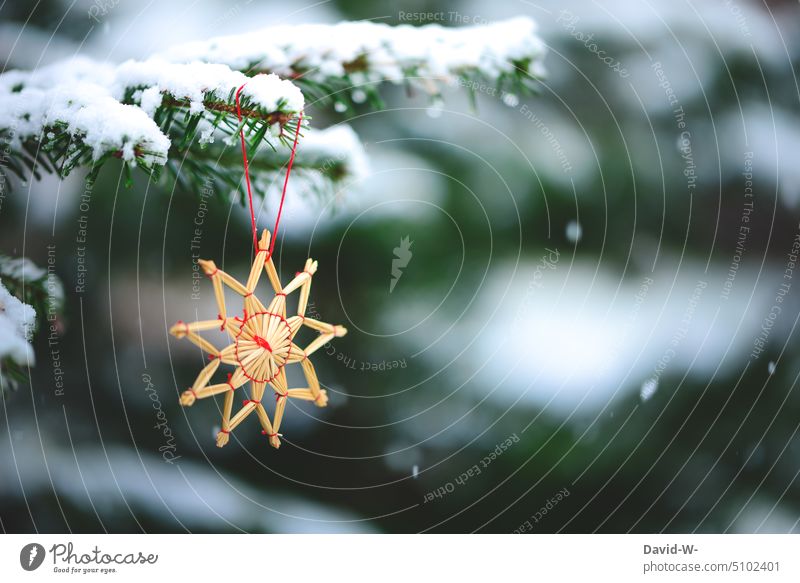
235, 82, 303, 255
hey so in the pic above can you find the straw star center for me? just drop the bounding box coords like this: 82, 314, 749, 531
234, 310, 293, 383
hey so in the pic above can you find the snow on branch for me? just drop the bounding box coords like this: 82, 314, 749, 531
0, 17, 546, 197
114, 58, 303, 118
178, 123, 367, 203
161, 17, 546, 103
252, 125, 368, 195
0, 57, 304, 183
1, 82, 170, 169
0, 280, 36, 367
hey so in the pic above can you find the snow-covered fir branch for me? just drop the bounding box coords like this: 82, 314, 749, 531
0, 17, 545, 195
0, 255, 63, 392
0, 56, 305, 182
161, 17, 546, 104
252, 125, 369, 196
0, 281, 35, 367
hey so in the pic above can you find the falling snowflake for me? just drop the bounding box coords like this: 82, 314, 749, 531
566, 220, 582, 243
640, 377, 659, 402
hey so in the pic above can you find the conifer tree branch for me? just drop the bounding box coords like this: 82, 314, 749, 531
162, 17, 547, 107
0, 17, 546, 196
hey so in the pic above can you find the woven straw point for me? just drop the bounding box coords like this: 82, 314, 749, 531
170, 229, 347, 449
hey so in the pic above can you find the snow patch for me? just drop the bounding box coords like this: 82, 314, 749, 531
0, 281, 36, 366
162, 17, 546, 92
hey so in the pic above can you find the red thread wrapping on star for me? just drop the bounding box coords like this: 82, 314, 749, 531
232, 310, 293, 383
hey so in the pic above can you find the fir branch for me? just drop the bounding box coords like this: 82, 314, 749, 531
0, 17, 547, 199
0, 58, 304, 188
167, 124, 366, 204
0, 256, 56, 395
0, 255, 63, 331
161, 17, 547, 108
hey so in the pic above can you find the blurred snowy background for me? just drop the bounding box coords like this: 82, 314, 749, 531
2, 0, 800, 533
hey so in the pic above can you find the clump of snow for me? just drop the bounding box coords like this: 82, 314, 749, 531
161, 17, 546, 91
113, 59, 303, 114
0, 281, 36, 366
0, 82, 170, 165
137, 86, 163, 116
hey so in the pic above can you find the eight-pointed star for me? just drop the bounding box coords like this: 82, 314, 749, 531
170, 229, 347, 449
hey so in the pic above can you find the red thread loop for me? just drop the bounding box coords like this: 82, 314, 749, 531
226, 373, 235, 391
235, 82, 303, 254
243, 399, 261, 406
275, 393, 286, 401
220, 428, 230, 434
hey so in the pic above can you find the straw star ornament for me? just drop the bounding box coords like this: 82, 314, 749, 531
170, 229, 347, 449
